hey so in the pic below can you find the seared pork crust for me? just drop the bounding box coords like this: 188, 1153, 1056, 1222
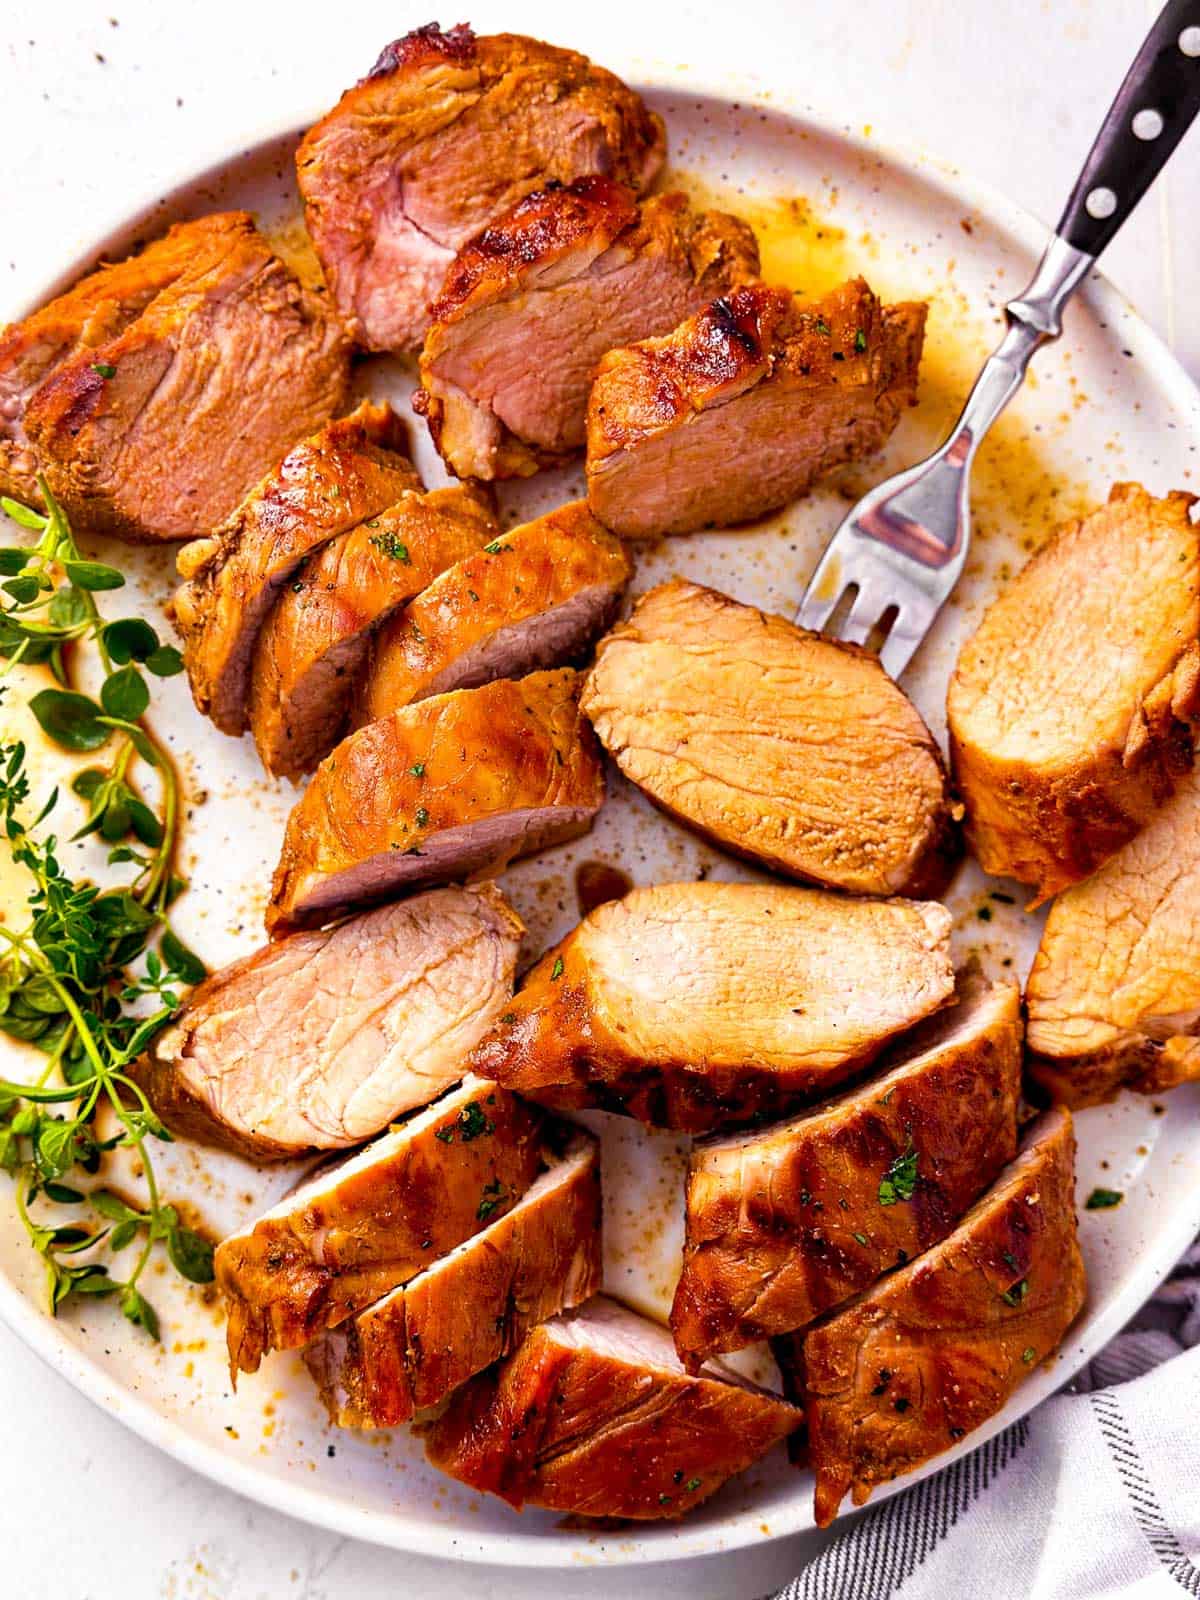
468, 881, 955, 1132
581, 579, 959, 897
305, 1132, 602, 1428
139, 885, 523, 1160
0, 215, 242, 506
357, 500, 632, 724
670, 975, 1022, 1367
1026, 763, 1200, 1106
415, 178, 760, 480
23, 213, 350, 542
297, 26, 666, 351
250, 481, 496, 777
174, 402, 416, 736
586, 278, 926, 537
947, 483, 1200, 902
268, 669, 605, 933
422, 1295, 801, 1518
776, 1108, 1085, 1526
215, 1077, 545, 1376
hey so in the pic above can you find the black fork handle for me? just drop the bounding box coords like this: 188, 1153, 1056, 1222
1056, 0, 1200, 257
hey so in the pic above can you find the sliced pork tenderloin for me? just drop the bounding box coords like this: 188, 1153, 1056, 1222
468, 881, 955, 1132
215, 1076, 546, 1376
306, 1130, 601, 1428
775, 1108, 1085, 1526
140, 885, 523, 1161
1026, 762, 1200, 1106
422, 1294, 800, 1518
268, 669, 605, 933
297, 25, 665, 352
670, 974, 1022, 1368
581, 579, 959, 897
947, 483, 1200, 903
415, 177, 760, 480
586, 278, 926, 537
357, 500, 632, 725
23, 212, 350, 542
174, 402, 418, 735
0, 215, 248, 507
249, 481, 496, 777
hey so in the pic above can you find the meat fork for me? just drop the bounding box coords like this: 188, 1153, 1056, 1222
797, 0, 1200, 678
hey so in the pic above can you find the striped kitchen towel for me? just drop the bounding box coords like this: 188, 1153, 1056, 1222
775, 1237, 1200, 1599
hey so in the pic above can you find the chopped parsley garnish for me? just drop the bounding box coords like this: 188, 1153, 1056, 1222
483, 540, 506, 555
878, 1143, 918, 1206
414, 806, 429, 828
1022, 1347, 1037, 1364
409, 762, 425, 777
852, 1231, 869, 1246
685, 1477, 702, 1492
550, 956, 565, 981
814, 317, 831, 335
1085, 1187, 1124, 1210
500, 1011, 517, 1025
434, 1125, 455, 1144
457, 1101, 495, 1141
477, 1179, 507, 1220
369, 531, 411, 563
854, 329, 867, 352
1002, 1278, 1029, 1307
91, 362, 117, 379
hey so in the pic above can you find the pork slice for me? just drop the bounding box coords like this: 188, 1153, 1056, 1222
670, 974, 1022, 1368
775, 1108, 1085, 1526
214, 1075, 545, 1376
422, 1294, 800, 1518
305, 1130, 601, 1427
587, 279, 926, 537
296, 25, 665, 352
581, 578, 959, 897
0, 215, 250, 506
468, 880, 955, 1132
23, 212, 350, 543
267, 669, 605, 932
140, 884, 523, 1161
415, 178, 760, 480
173, 402, 418, 735
249, 482, 496, 777
1025, 762, 1200, 1106
947, 482, 1200, 903
357, 500, 632, 725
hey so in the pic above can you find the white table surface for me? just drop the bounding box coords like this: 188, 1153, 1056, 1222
2, 3, 1198, 1597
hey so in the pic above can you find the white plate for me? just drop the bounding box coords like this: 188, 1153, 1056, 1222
2, 75, 1199, 1570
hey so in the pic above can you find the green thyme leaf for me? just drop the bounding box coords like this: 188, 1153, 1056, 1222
878, 1143, 919, 1206
63, 560, 124, 592
1085, 1187, 1124, 1210
30, 688, 108, 751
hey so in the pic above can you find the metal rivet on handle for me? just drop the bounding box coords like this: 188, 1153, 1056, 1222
1132, 108, 1164, 140
1181, 25, 1200, 56
1085, 186, 1118, 219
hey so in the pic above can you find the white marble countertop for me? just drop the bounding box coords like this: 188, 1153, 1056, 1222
2, 3, 1197, 1596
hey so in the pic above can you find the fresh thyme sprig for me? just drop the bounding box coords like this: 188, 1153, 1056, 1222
0, 479, 210, 1336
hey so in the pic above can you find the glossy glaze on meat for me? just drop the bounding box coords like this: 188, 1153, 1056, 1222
775, 1108, 1086, 1526
22, 212, 349, 542
305, 1131, 602, 1427
250, 481, 496, 777
422, 1295, 801, 1517
174, 402, 416, 734
581, 579, 959, 896
586, 278, 926, 537
468, 881, 955, 1131
1026, 762, 1200, 1105
297, 26, 665, 351
415, 177, 759, 479
357, 500, 632, 725
670, 974, 1022, 1367
267, 668, 605, 932
215, 1076, 546, 1376
948, 483, 1200, 903
140, 885, 523, 1160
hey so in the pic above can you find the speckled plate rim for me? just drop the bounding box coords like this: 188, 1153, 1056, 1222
2, 75, 1200, 1569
